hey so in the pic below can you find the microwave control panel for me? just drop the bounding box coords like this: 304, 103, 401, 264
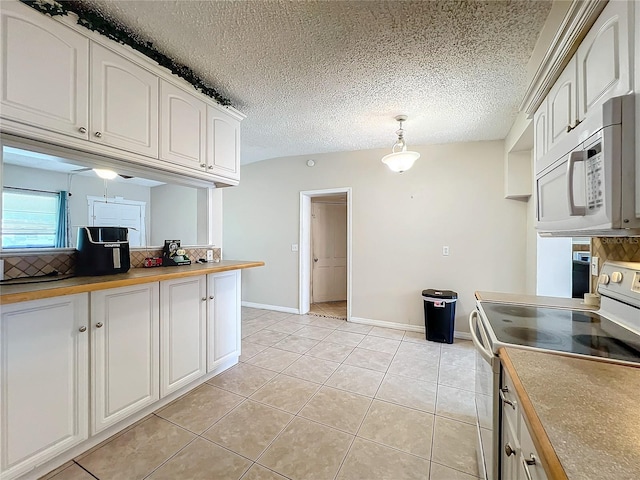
586, 143, 603, 210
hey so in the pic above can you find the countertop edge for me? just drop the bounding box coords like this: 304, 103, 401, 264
0, 260, 265, 305
499, 347, 570, 480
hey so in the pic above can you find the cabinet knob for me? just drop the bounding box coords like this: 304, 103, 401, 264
94, 131, 102, 138
200, 163, 206, 168
202, 297, 207, 302
504, 443, 515, 457
78, 126, 87, 134
207, 165, 213, 169
96, 322, 103, 328
79, 326, 87, 332
209, 295, 214, 300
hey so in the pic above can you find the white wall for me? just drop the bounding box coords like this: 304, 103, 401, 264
3, 164, 151, 247
536, 236, 572, 297
150, 184, 198, 246
223, 140, 529, 333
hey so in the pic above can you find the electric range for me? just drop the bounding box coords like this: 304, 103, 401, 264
470, 260, 640, 480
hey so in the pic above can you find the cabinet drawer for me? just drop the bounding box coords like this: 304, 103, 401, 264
500, 368, 519, 430
520, 419, 549, 480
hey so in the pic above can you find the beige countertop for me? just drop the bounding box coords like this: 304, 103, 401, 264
500, 347, 640, 480
475, 290, 599, 310
0, 260, 264, 305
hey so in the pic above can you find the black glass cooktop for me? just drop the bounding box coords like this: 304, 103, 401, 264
479, 302, 640, 364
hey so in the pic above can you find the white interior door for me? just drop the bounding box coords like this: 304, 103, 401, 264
88, 198, 145, 246
311, 202, 347, 303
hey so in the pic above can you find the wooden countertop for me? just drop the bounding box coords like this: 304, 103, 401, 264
500, 347, 640, 480
0, 260, 264, 305
475, 290, 599, 311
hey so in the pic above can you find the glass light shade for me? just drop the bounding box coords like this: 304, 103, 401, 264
381, 150, 420, 173
93, 168, 118, 180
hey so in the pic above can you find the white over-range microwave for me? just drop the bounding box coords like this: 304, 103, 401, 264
536, 94, 639, 236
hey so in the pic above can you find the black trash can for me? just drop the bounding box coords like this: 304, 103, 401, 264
422, 289, 458, 344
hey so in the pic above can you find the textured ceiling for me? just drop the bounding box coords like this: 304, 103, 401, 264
82, 0, 552, 164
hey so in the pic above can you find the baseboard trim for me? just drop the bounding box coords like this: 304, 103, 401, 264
349, 316, 472, 341
241, 301, 300, 314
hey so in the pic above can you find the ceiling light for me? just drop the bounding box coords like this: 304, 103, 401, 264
93, 168, 118, 180
381, 115, 420, 173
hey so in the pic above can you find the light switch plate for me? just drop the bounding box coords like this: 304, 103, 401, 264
442, 246, 450, 256
206, 250, 214, 262
591, 256, 599, 276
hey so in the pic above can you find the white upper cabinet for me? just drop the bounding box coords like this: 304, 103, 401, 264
0, 294, 89, 480
207, 270, 241, 372
91, 43, 159, 157
90, 284, 160, 434
547, 57, 577, 152
533, 101, 548, 165
160, 276, 207, 397
207, 106, 241, 181
160, 80, 207, 169
576, 0, 633, 121
0, 1, 89, 139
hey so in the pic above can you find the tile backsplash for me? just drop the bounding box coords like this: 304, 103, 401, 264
1, 247, 221, 280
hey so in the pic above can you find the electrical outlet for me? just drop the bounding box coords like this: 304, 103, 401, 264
206, 250, 214, 262
591, 256, 599, 276
291, 244, 299, 252
442, 246, 450, 256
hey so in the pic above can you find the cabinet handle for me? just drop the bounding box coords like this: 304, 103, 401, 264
500, 386, 516, 409
96, 322, 103, 328
94, 131, 102, 138
209, 295, 214, 300
200, 163, 206, 168
78, 127, 87, 134
521, 454, 537, 480
79, 326, 87, 332
504, 443, 515, 457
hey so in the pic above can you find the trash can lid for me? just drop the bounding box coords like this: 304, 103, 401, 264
422, 289, 457, 300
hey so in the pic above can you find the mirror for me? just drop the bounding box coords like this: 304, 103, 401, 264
1, 144, 210, 250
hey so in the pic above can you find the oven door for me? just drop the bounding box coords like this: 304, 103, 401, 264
470, 309, 500, 480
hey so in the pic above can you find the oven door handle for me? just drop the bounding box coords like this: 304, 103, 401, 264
469, 310, 493, 364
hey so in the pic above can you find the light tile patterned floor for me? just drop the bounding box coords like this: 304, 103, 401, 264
309, 301, 347, 320
45, 308, 480, 480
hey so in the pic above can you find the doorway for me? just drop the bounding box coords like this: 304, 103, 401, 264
299, 188, 351, 320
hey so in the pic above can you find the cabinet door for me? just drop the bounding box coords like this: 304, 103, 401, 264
502, 419, 520, 480
91, 43, 159, 157
160, 276, 207, 397
207, 106, 240, 180
91, 284, 160, 434
547, 57, 577, 152
0, 294, 89, 480
533, 100, 548, 171
207, 270, 241, 371
0, 1, 89, 139
520, 418, 548, 480
160, 80, 207, 169
576, 0, 633, 121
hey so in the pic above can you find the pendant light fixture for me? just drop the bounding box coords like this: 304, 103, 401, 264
381, 115, 420, 173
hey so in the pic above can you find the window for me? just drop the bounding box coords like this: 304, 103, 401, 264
2, 189, 59, 248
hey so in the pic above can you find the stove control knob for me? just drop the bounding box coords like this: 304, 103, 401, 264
598, 273, 610, 285
611, 272, 623, 284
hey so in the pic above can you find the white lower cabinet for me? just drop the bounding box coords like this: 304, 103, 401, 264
90, 284, 160, 434
160, 276, 207, 397
207, 270, 241, 371
501, 366, 549, 480
0, 294, 89, 480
